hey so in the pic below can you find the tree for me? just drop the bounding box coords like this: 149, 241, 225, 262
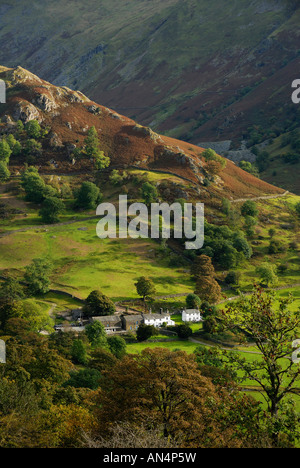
256, 263, 278, 287
0, 138, 12, 163
83, 126, 99, 159
39, 196, 65, 224
85, 320, 108, 348
64, 368, 102, 390
71, 339, 88, 365
0, 298, 23, 329
21, 167, 46, 203
89, 348, 118, 373
21, 298, 54, 332
24, 139, 42, 157
176, 323, 193, 339
94, 348, 263, 447
107, 336, 127, 358
136, 323, 157, 342
221, 286, 300, 446
225, 271, 241, 287
244, 215, 257, 237
75, 181, 102, 210
191, 254, 215, 279
0, 276, 24, 301
185, 293, 201, 309
0, 161, 10, 181
84, 290, 115, 317
83, 126, 110, 170
134, 276, 156, 302
233, 235, 252, 259
221, 198, 231, 215
239, 160, 259, 177
25, 120, 41, 139
192, 255, 222, 304
94, 150, 110, 171
202, 148, 226, 170
141, 182, 158, 205
24, 258, 53, 295
241, 200, 258, 218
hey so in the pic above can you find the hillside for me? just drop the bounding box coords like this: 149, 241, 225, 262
0, 65, 284, 203
0, 0, 299, 147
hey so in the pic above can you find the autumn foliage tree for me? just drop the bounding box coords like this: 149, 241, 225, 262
93, 348, 268, 448
192, 255, 222, 304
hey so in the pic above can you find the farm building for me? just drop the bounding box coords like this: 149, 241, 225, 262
90, 315, 124, 334
182, 309, 202, 323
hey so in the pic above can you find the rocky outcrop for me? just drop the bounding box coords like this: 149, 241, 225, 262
13, 101, 42, 123
34, 92, 58, 112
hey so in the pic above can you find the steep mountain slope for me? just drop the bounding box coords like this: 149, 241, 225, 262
0, 0, 299, 145
0, 66, 284, 202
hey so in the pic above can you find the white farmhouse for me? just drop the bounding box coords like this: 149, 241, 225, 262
182, 309, 202, 323
143, 310, 175, 328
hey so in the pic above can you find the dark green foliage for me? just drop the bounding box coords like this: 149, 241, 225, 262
84, 290, 115, 316
233, 234, 253, 259
199, 222, 252, 269
107, 335, 127, 359
225, 271, 241, 286
25, 120, 41, 139
39, 196, 65, 223
0, 277, 25, 301
21, 167, 56, 204
24, 257, 53, 295
176, 323, 193, 339
64, 368, 102, 390
0, 161, 10, 181
186, 293, 201, 309
85, 320, 108, 348
0, 138, 12, 163
135, 276, 156, 301
255, 150, 270, 172
241, 200, 258, 218
136, 323, 158, 342
71, 339, 89, 365
239, 160, 259, 177
141, 181, 158, 205
75, 181, 102, 209
82, 126, 110, 169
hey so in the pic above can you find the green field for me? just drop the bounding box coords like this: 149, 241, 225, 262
0, 218, 194, 300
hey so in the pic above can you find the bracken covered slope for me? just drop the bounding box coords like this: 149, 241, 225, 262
0, 66, 284, 200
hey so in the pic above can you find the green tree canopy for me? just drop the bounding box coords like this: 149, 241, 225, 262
241, 200, 259, 218
186, 293, 201, 309
0, 138, 12, 163
75, 181, 102, 210
39, 196, 65, 224
24, 257, 53, 295
135, 276, 156, 302
85, 320, 108, 348
25, 120, 41, 139
84, 290, 115, 317
0, 161, 10, 181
